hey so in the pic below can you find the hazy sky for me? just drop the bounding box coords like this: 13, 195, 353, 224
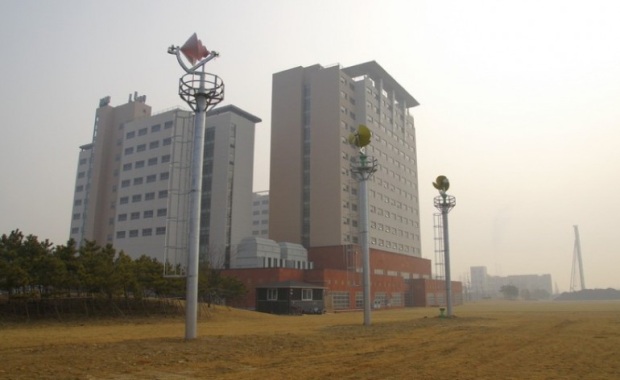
1, 0, 618, 291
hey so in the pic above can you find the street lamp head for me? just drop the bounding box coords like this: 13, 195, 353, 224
432, 175, 450, 193
348, 124, 372, 149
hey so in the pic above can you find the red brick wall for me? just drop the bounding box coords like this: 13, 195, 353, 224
224, 268, 305, 309
410, 278, 464, 307
309, 245, 432, 278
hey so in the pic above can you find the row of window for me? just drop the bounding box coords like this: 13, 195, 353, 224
370, 238, 415, 254
118, 190, 168, 205
125, 121, 173, 140
116, 226, 166, 239
369, 204, 419, 225
266, 288, 313, 301
117, 208, 167, 221
123, 137, 172, 155
122, 154, 170, 171
120, 172, 169, 188
370, 221, 418, 239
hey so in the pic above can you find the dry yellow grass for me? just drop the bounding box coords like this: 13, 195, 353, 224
2, 300, 620, 379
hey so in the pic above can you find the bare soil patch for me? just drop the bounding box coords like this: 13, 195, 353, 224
2, 301, 619, 379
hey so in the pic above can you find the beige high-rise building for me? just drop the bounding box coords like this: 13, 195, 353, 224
269, 61, 422, 256
69, 95, 261, 267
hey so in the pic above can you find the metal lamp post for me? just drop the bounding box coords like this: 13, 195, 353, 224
433, 175, 456, 317
168, 33, 224, 340
349, 125, 377, 326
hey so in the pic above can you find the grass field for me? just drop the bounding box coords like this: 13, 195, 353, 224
2, 300, 619, 379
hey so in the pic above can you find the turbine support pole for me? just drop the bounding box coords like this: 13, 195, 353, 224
168, 33, 224, 340
352, 151, 377, 326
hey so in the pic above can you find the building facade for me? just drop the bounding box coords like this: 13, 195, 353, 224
269, 61, 422, 256
69, 95, 260, 267
251, 191, 269, 238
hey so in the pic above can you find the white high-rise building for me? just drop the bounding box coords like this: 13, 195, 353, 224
269, 61, 422, 256
69, 95, 261, 267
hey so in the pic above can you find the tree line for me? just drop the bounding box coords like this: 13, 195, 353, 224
0, 229, 246, 304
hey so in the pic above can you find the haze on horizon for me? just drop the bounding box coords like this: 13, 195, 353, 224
0, 0, 618, 292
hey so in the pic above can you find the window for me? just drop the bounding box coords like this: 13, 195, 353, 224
302, 289, 313, 301
149, 141, 159, 149
331, 292, 350, 310
267, 289, 278, 300
79, 158, 87, 165
158, 190, 168, 199
138, 128, 147, 136
145, 192, 155, 200
146, 174, 156, 183
71, 227, 79, 234
75, 185, 84, 192
130, 212, 140, 220
151, 124, 161, 133
119, 196, 129, 205
161, 154, 171, 163
72, 213, 81, 220
136, 144, 146, 152
142, 228, 153, 236
143, 210, 154, 218
133, 177, 143, 185
123, 163, 132, 171
129, 229, 139, 238
132, 194, 142, 203
77, 171, 85, 179
116, 231, 126, 239
117, 214, 127, 222
121, 179, 130, 188
124, 147, 134, 155
74, 199, 82, 206
160, 172, 170, 181
135, 160, 145, 168
155, 227, 166, 235
148, 157, 158, 166
164, 121, 173, 129
163, 137, 172, 146
157, 208, 167, 217
126, 131, 135, 139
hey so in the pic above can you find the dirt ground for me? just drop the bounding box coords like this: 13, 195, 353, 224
1, 300, 619, 379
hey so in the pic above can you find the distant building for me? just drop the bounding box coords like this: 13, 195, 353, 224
470, 266, 553, 299
251, 191, 269, 238
69, 94, 261, 267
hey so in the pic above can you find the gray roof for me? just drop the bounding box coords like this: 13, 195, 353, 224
206, 104, 262, 123
342, 61, 419, 108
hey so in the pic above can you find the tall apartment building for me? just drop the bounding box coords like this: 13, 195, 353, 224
251, 191, 270, 238
269, 61, 422, 256
69, 95, 261, 267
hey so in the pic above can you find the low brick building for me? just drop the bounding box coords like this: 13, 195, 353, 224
224, 245, 462, 311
